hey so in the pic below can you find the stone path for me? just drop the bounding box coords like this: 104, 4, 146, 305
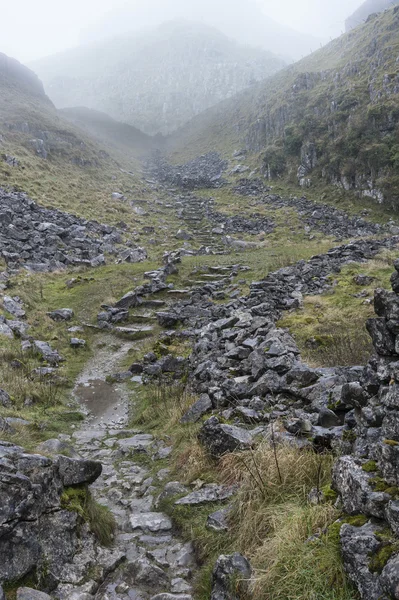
70, 335, 195, 600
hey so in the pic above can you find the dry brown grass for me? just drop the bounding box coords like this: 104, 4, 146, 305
216, 443, 356, 600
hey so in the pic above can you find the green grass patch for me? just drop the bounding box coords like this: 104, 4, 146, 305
61, 486, 116, 546
278, 250, 396, 366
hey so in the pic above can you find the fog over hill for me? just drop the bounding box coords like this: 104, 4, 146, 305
31, 20, 285, 135
79, 0, 323, 61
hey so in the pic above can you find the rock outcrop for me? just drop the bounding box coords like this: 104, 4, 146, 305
0, 441, 121, 592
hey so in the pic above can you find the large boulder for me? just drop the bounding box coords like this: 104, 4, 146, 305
198, 417, 254, 457
0, 442, 102, 585
57, 455, 102, 486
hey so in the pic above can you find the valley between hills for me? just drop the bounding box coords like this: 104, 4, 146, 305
2, 4, 399, 600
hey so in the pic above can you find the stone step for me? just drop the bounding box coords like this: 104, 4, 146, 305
129, 314, 157, 323
113, 326, 154, 339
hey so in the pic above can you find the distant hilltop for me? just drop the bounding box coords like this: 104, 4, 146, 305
346, 0, 399, 30
0, 52, 47, 98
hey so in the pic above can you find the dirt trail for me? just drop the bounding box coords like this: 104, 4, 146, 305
70, 334, 194, 600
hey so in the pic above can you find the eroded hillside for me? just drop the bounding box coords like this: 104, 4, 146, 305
168, 7, 399, 207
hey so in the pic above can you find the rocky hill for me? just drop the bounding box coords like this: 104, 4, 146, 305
0, 52, 155, 227
31, 20, 285, 135
0, 52, 48, 99
168, 6, 399, 207
345, 0, 399, 30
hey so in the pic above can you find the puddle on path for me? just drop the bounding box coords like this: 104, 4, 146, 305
74, 379, 129, 427
72, 335, 135, 428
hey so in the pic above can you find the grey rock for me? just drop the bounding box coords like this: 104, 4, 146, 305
332, 456, 388, 518
130, 512, 172, 533
57, 455, 102, 486
180, 394, 212, 423
17, 589, 52, 600
6, 320, 30, 337
175, 229, 192, 240
340, 522, 386, 600
117, 434, 153, 451
157, 481, 188, 505
33, 340, 63, 365
175, 484, 237, 506
211, 553, 252, 600
151, 595, 193, 600
286, 366, 320, 387
3, 295, 25, 318
0, 388, 12, 408
318, 408, 341, 428
37, 438, 80, 458
198, 417, 254, 457
70, 338, 86, 348
0, 321, 13, 338
366, 318, 396, 356
48, 308, 74, 321
381, 554, 399, 599
207, 507, 231, 532
156, 312, 180, 328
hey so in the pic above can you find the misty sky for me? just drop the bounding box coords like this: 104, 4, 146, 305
2, 0, 364, 63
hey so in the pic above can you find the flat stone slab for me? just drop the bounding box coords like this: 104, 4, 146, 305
17, 589, 52, 600
114, 326, 154, 339
130, 512, 172, 533
117, 434, 154, 450
73, 429, 107, 444
151, 594, 193, 600
175, 484, 237, 506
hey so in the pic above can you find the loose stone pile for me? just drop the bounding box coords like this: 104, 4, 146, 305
0, 188, 147, 271
330, 260, 399, 599
148, 152, 227, 190
207, 208, 275, 236
260, 193, 384, 240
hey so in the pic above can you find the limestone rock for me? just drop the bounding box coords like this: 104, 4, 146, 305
198, 417, 254, 457
17, 589, 52, 600
210, 553, 252, 600
57, 455, 102, 486
48, 308, 74, 321
175, 484, 236, 506
180, 394, 212, 424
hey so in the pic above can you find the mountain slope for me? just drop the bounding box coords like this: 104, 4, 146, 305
0, 52, 152, 225
31, 21, 285, 135
346, 0, 399, 30
168, 6, 399, 206
60, 107, 155, 154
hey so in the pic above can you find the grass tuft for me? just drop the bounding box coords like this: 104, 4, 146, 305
61, 486, 116, 547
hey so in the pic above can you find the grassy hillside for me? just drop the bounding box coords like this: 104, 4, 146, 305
168, 7, 399, 207
0, 53, 156, 229
60, 106, 155, 155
